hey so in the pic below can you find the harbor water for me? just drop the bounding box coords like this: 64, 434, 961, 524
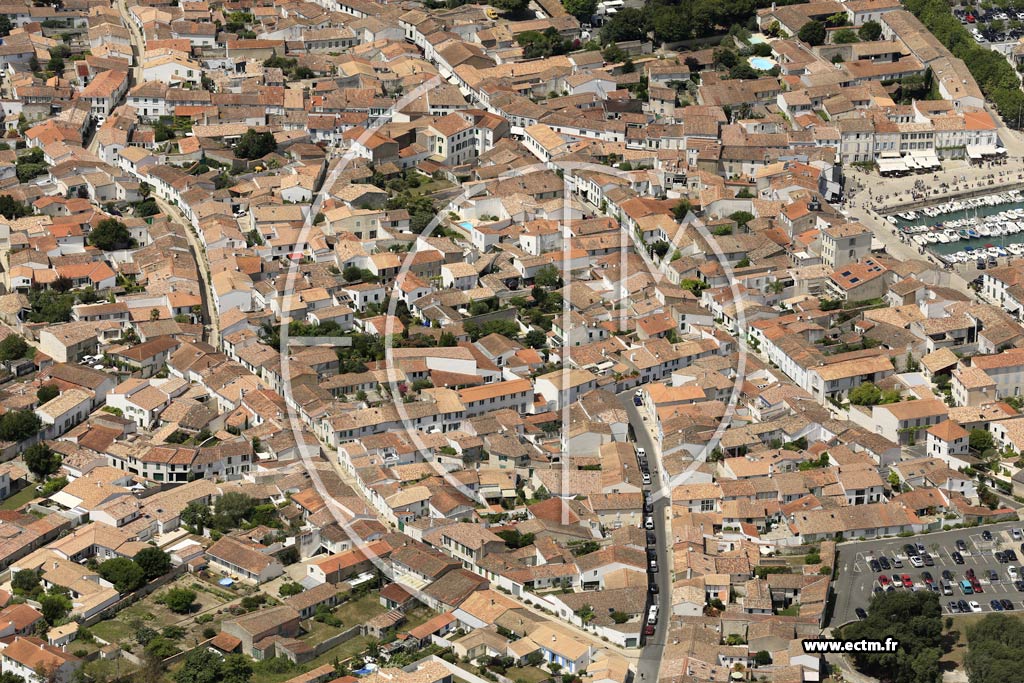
889, 190, 1024, 263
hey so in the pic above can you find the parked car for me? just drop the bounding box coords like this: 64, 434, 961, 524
855, 607, 868, 620
956, 539, 968, 552
879, 556, 891, 570
952, 551, 964, 565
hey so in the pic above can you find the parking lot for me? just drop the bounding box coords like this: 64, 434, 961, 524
831, 521, 1024, 626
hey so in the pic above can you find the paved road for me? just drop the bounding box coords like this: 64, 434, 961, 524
618, 390, 670, 683
154, 195, 220, 348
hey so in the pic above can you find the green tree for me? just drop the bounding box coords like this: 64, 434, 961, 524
278, 581, 304, 597
965, 613, 1024, 683
833, 28, 859, 43
134, 547, 171, 581
36, 384, 58, 404
0, 195, 32, 219
181, 501, 211, 533
523, 329, 547, 349
88, 218, 132, 250
534, 264, 562, 288
161, 587, 197, 614
221, 655, 253, 683
23, 443, 60, 481
713, 47, 738, 68
859, 20, 882, 40
0, 15, 11, 37
98, 557, 146, 593
39, 588, 71, 624
234, 129, 277, 160
672, 198, 692, 220
0, 335, 27, 361
213, 492, 256, 530
174, 647, 223, 683
600, 7, 647, 43
970, 429, 995, 452
841, 590, 941, 683
145, 636, 180, 658
849, 382, 883, 406
489, 0, 529, 14
798, 20, 826, 45
0, 411, 41, 442
562, 0, 595, 20
754, 651, 771, 666
11, 569, 41, 597
42, 476, 67, 495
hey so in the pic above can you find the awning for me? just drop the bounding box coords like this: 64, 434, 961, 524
967, 144, 999, 159
878, 157, 907, 174
909, 151, 940, 168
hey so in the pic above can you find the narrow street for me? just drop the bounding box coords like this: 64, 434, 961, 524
154, 195, 220, 348
617, 390, 671, 683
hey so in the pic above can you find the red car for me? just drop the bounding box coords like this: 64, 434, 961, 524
972, 579, 983, 593
901, 574, 914, 588
644, 624, 655, 636
878, 574, 890, 586
966, 13, 976, 22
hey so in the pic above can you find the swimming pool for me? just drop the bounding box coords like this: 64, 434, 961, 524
748, 56, 776, 71
459, 221, 473, 230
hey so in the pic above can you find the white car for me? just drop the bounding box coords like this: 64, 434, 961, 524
1010, 566, 1019, 579
1013, 528, 1023, 540
644, 516, 655, 530
636, 447, 646, 458
970, 601, 983, 612
909, 556, 925, 568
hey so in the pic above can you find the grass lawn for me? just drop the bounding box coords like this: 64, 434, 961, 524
90, 575, 232, 650
301, 618, 343, 643
250, 636, 375, 683
505, 667, 551, 683
306, 634, 374, 669
334, 593, 385, 628
1, 487, 38, 510
403, 606, 437, 631
91, 618, 133, 644
84, 657, 139, 680
409, 178, 453, 197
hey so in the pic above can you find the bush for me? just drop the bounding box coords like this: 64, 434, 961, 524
88, 218, 133, 250
36, 384, 58, 404
98, 557, 146, 593
0, 335, 27, 361
161, 588, 197, 614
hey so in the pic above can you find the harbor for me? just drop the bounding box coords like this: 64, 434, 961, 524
886, 190, 1024, 267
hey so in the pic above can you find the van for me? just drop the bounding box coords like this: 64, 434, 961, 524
961, 579, 974, 595
642, 472, 652, 485
647, 605, 659, 625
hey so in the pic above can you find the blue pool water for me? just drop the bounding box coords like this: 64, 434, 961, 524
459, 221, 473, 229
749, 56, 776, 70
